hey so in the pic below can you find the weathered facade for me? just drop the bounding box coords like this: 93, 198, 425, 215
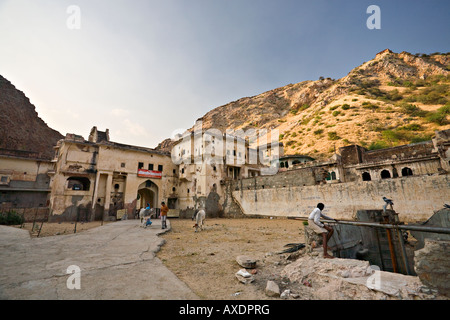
2, 126, 449, 223
228, 129, 450, 222
171, 125, 283, 218
0, 149, 53, 221
48, 127, 177, 222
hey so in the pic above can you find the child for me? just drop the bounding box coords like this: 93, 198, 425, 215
144, 217, 152, 228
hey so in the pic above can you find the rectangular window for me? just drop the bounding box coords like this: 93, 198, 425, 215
138, 162, 144, 169
158, 165, 163, 172
148, 164, 154, 170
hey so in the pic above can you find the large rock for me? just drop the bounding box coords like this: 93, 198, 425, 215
414, 239, 450, 297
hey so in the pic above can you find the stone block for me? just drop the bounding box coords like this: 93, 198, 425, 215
236, 255, 257, 269
265, 280, 280, 297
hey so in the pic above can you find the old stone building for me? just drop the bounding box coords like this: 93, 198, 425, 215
44, 125, 282, 221
2, 125, 448, 223
0, 149, 53, 221
48, 127, 177, 222
229, 129, 450, 222
170, 124, 283, 217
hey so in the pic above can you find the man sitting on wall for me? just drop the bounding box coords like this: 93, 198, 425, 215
308, 203, 337, 259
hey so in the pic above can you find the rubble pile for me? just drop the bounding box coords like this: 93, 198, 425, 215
239, 247, 447, 300
280, 255, 431, 300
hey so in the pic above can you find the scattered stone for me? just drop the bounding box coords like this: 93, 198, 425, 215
235, 269, 255, 284
280, 289, 290, 299
281, 255, 429, 300
265, 280, 280, 297
236, 255, 257, 269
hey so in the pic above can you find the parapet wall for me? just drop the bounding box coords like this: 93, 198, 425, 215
230, 174, 450, 223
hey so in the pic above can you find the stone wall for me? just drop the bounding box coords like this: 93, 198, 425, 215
229, 173, 450, 223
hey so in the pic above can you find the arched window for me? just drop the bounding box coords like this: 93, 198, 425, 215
380, 170, 391, 179
402, 167, 413, 177
326, 171, 337, 181
330, 171, 336, 180
362, 172, 372, 181
67, 177, 90, 191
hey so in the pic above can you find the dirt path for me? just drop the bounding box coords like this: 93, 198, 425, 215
157, 217, 306, 300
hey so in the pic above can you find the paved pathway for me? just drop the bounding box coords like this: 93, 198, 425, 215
0, 219, 198, 300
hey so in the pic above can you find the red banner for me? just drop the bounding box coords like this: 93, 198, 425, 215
137, 169, 162, 179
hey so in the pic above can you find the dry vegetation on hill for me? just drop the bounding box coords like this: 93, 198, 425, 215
169, 50, 450, 160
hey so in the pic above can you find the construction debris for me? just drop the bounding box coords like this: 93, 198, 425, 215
280, 254, 438, 300
235, 269, 255, 284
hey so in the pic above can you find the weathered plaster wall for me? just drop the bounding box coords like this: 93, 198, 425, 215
231, 174, 450, 223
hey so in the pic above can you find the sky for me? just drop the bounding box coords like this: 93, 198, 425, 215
1, 0, 449, 148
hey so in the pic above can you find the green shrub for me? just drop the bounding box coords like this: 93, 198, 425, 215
332, 111, 341, 117
313, 129, 324, 135
399, 123, 422, 131
425, 104, 450, 125
426, 111, 448, 125
0, 211, 24, 226
362, 102, 379, 112
369, 140, 389, 150
407, 84, 449, 105
398, 102, 427, 117
341, 104, 350, 110
384, 89, 403, 101
328, 131, 340, 141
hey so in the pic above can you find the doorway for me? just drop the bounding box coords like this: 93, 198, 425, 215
137, 180, 159, 210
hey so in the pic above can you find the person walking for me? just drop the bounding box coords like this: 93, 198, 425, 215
160, 201, 169, 229
308, 203, 336, 259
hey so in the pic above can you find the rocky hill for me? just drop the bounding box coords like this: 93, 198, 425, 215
0, 75, 63, 159
159, 49, 450, 159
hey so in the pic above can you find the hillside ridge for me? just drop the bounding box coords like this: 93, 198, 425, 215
157, 49, 450, 159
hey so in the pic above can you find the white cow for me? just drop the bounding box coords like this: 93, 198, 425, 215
193, 209, 206, 232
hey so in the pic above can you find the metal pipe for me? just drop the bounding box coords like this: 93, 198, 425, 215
385, 227, 398, 273
396, 228, 412, 275
288, 217, 450, 234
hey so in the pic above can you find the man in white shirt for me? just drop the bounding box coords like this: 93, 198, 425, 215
308, 203, 336, 259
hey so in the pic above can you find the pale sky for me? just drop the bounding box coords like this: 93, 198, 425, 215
1, 0, 449, 148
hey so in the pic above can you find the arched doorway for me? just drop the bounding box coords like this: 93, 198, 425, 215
401, 167, 413, 177
362, 172, 372, 181
380, 170, 391, 179
137, 180, 159, 210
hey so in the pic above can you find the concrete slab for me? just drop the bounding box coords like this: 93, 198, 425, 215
0, 219, 198, 300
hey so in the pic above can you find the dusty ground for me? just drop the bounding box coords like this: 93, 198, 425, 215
157, 217, 307, 300
10, 218, 445, 300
